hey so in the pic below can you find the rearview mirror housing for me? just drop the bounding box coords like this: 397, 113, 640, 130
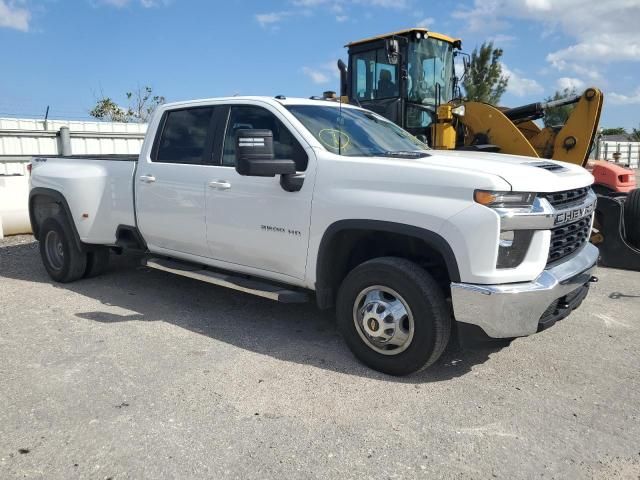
235, 129, 296, 177
385, 38, 400, 65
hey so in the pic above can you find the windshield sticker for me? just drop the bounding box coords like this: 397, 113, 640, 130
318, 129, 350, 151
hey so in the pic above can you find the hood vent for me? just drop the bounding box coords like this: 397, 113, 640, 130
525, 161, 568, 172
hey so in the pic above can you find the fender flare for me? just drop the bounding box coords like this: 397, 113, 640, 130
315, 219, 460, 309
29, 187, 84, 251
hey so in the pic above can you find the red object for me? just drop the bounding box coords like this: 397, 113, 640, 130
590, 160, 637, 193
26, 163, 32, 174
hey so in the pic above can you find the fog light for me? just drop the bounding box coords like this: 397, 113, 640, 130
499, 230, 514, 248
497, 230, 534, 269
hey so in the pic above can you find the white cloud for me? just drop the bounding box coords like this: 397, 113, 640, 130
302, 61, 340, 84
261, 0, 407, 28
556, 77, 584, 92
100, 0, 167, 7
255, 11, 292, 27
452, 0, 640, 79
501, 64, 543, 97
608, 87, 640, 105
293, 0, 407, 7
302, 67, 330, 84
547, 33, 640, 65
416, 17, 434, 28
0, 0, 30, 31
489, 34, 515, 45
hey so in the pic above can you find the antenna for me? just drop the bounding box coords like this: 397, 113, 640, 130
338, 95, 342, 155
44, 105, 50, 131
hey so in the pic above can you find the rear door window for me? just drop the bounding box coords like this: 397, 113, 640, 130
154, 107, 214, 164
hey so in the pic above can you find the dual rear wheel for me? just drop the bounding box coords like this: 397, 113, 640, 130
39, 216, 110, 283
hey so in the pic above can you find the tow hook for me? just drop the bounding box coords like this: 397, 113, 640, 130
589, 276, 599, 283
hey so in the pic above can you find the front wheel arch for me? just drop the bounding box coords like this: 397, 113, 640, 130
315, 220, 460, 309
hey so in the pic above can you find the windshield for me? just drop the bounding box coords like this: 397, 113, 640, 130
407, 38, 455, 106
285, 105, 429, 157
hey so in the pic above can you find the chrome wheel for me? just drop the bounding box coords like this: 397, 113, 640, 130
352, 285, 415, 356
44, 230, 65, 271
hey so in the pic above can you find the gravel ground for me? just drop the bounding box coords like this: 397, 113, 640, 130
1, 235, 639, 479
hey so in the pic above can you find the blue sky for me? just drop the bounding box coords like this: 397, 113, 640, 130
1, 0, 639, 129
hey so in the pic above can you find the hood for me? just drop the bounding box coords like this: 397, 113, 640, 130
418, 150, 594, 192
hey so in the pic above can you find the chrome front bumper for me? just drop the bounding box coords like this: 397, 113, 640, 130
450, 243, 599, 338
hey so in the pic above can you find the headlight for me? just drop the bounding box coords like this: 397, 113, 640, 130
474, 190, 536, 208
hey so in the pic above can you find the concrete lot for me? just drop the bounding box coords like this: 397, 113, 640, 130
1, 235, 639, 479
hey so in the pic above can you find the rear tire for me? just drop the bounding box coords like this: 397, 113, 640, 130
336, 257, 451, 376
84, 247, 110, 278
39, 216, 87, 283
624, 189, 640, 248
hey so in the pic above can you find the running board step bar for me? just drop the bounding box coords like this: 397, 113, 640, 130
145, 257, 309, 303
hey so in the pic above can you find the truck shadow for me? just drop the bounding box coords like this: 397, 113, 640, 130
0, 240, 507, 383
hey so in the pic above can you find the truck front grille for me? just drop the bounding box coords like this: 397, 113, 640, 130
542, 187, 590, 209
547, 215, 592, 264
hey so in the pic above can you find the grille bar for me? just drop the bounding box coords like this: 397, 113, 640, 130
542, 187, 590, 209
548, 215, 592, 264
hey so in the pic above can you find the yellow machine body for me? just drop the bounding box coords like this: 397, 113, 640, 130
342, 27, 604, 169
432, 105, 457, 150
455, 88, 603, 167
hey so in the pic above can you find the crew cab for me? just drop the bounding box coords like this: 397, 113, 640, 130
29, 96, 599, 375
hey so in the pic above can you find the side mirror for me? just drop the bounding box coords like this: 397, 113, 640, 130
235, 129, 296, 177
385, 38, 400, 65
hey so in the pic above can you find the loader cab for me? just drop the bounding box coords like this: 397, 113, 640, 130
343, 28, 461, 144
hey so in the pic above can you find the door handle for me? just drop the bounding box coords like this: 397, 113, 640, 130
139, 175, 156, 183
208, 180, 231, 190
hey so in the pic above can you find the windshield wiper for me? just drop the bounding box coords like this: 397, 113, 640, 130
380, 151, 431, 159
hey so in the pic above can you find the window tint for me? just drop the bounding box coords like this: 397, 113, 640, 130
155, 107, 213, 164
286, 105, 429, 157
222, 106, 308, 171
351, 48, 398, 100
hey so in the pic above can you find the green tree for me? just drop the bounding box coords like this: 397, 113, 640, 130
90, 86, 165, 123
600, 127, 627, 136
543, 88, 577, 128
628, 125, 640, 141
462, 42, 509, 105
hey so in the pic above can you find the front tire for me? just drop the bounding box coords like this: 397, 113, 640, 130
39, 216, 87, 283
336, 257, 451, 376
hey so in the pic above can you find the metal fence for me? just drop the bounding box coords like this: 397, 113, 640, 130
0, 117, 147, 175
594, 140, 639, 169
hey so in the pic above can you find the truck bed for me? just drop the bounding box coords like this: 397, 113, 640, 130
30, 155, 138, 245
35, 154, 138, 162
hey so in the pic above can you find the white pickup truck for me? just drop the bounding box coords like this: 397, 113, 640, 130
29, 96, 599, 375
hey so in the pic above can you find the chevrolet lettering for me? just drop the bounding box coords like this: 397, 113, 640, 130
555, 201, 596, 226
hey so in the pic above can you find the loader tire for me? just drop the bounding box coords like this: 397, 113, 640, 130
624, 188, 640, 248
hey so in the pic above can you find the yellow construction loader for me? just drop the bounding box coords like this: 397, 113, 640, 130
335, 27, 640, 270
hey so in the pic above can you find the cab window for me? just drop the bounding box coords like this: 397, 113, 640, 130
222, 106, 308, 171
154, 107, 213, 164
351, 48, 399, 100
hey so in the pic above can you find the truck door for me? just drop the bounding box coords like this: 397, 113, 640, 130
204, 104, 315, 280
135, 106, 216, 258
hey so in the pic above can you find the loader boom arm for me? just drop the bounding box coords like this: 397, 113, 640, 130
457, 88, 603, 167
